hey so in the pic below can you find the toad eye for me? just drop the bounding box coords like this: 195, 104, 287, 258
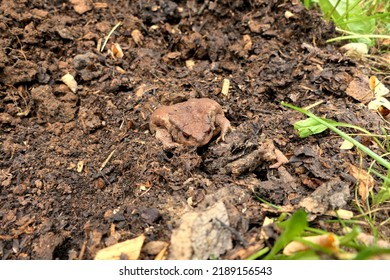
182, 132, 190, 139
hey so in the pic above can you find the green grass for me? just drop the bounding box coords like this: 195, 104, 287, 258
282, 102, 390, 170
251, 102, 390, 259
249, 209, 390, 260
249, 1, 390, 260
302, 0, 390, 47
282, 102, 390, 208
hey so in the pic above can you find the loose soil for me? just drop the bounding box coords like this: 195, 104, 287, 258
1, 0, 389, 260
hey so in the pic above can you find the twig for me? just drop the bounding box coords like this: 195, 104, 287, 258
100, 149, 116, 171
100, 22, 122, 52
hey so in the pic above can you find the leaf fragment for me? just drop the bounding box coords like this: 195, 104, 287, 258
283, 233, 339, 256
61, 73, 77, 93
348, 164, 374, 200
131, 29, 144, 46
111, 43, 124, 59
293, 117, 328, 138
94, 234, 145, 260
221, 78, 230, 96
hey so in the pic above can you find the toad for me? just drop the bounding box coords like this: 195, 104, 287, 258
150, 98, 231, 149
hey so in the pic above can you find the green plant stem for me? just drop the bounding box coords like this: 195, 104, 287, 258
327, 34, 390, 43
281, 102, 390, 170
246, 247, 270, 260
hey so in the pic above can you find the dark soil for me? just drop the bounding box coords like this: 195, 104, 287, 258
1, 0, 389, 260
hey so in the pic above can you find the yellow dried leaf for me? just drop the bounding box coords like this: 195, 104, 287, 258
61, 73, 77, 93
259, 217, 274, 240
348, 164, 374, 200
263, 216, 274, 226
327, 209, 354, 219
186, 59, 195, 70
68, 162, 76, 170
155, 243, 168, 260
370, 76, 389, 97
284, 11, 295, 19
341, 43, 369, 56
96, 38, 102, 52
165, 52, 181, 59
242, 35, 252, 51
283, 234, 339, 256
94, 234, 145, 260
77, 160, 84, 173
131, 29, 144, 46
111, 43, 124, 59
368, 97, 390, 111
339, 139, 354, 150
150, 25, 160, 31
94, 2, 108, 8
116, 66, 126, 74
221, 78, 230, 96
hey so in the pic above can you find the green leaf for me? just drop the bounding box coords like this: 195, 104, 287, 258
338, 226, 361, 245
294, 118, 328, 138
265, 210, 308, 259
318, 0, 375, 45
281, 101, 390, 170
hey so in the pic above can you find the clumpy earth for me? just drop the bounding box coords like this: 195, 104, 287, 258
1, 0, 389, 260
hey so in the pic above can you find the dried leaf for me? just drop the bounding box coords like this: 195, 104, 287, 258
221, 78, 230, 96
369, 76, 389, 98
368, 97, 390, 111
345, 74, 372, 104
61, 73, 77, 93
186, 59, 195, 70
165, 52, 181, 59
155, 243, 168, 260
284, 11, 295, 19
133, 84, 158, 99
94, 2, 108, 8
260, 216, 274, 240
94, 234, 145, 260
283, 233, 339, 255
242, 35, 252, 51
341, 43, 369, 56
339, 139, 354, 150
368, 102, 390, 118
77, 160, 84, 173
348, 164, 374, 200
111, 43, 124, 59
96, 38, 102, 52
368, 76, 390, 117
367, 76, 390, 117
116, 66, 126, 74
326, 209, 354, 219
131, 29, 144, 46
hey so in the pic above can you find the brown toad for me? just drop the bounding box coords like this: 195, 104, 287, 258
150, 98, 231, 149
